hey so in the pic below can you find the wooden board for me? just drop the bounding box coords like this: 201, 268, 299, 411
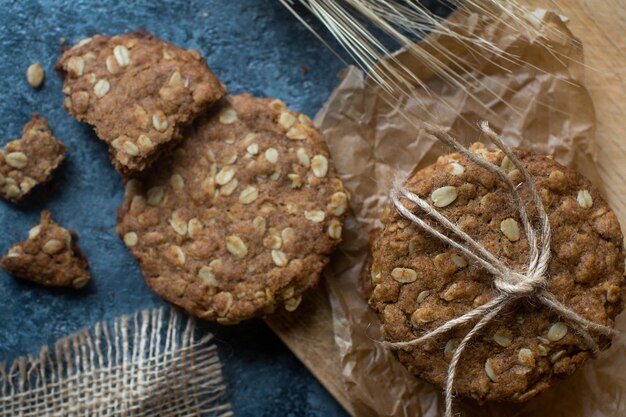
266, 1, 626, 415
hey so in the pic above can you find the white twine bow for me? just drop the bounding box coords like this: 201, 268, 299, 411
383, 122, 618, 417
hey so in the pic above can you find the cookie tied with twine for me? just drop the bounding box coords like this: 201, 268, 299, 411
366, 122, 625, 414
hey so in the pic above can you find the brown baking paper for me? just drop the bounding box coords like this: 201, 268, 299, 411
315, 7, 626, 417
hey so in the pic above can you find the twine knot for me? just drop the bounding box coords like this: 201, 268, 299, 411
384, 122, 618, 417
493, 271, 545, 296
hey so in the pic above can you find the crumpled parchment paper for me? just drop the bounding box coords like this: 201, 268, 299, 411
314, 7, 626, 417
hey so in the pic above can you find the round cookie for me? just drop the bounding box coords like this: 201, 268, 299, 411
117, 94, 348, 324
367, 143, 625, 402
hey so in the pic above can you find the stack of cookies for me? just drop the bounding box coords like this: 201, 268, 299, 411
363, 144, 625, 403
55, 31, 347, 322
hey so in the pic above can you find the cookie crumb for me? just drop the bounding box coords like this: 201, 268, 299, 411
1, 211, 91, 288
0, 115, 66, 203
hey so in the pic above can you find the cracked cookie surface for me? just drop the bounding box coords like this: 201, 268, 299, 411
57, 31, 226, 174
366, 144, 625, 402
117, 94, 347, 323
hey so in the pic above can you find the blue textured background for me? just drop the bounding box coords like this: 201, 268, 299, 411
0, 1, 449, 415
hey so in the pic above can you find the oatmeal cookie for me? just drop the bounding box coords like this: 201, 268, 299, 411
56, 31, 226, 174
1, 211, 90, 288
366, 143, 625, 402
117, 94, 348, 323
0, 115, 66, 203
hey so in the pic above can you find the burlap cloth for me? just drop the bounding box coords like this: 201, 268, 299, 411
0, 308, 233, 417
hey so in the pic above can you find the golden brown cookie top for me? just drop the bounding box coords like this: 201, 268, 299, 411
56, 31, 226, 174
117, 94, 348, 324
0, 115, 66, 203
367, 143, 625, 402
1, 211, 90, 288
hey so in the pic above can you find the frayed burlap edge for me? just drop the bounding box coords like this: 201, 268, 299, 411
0, 308, 233, 417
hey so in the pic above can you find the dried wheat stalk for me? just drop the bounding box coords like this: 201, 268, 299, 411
279, 0, 571, 117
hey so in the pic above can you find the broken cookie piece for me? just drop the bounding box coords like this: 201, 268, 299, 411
1, 211, 90, 288
56, 31, 227, 174
0, 115, 66, 203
